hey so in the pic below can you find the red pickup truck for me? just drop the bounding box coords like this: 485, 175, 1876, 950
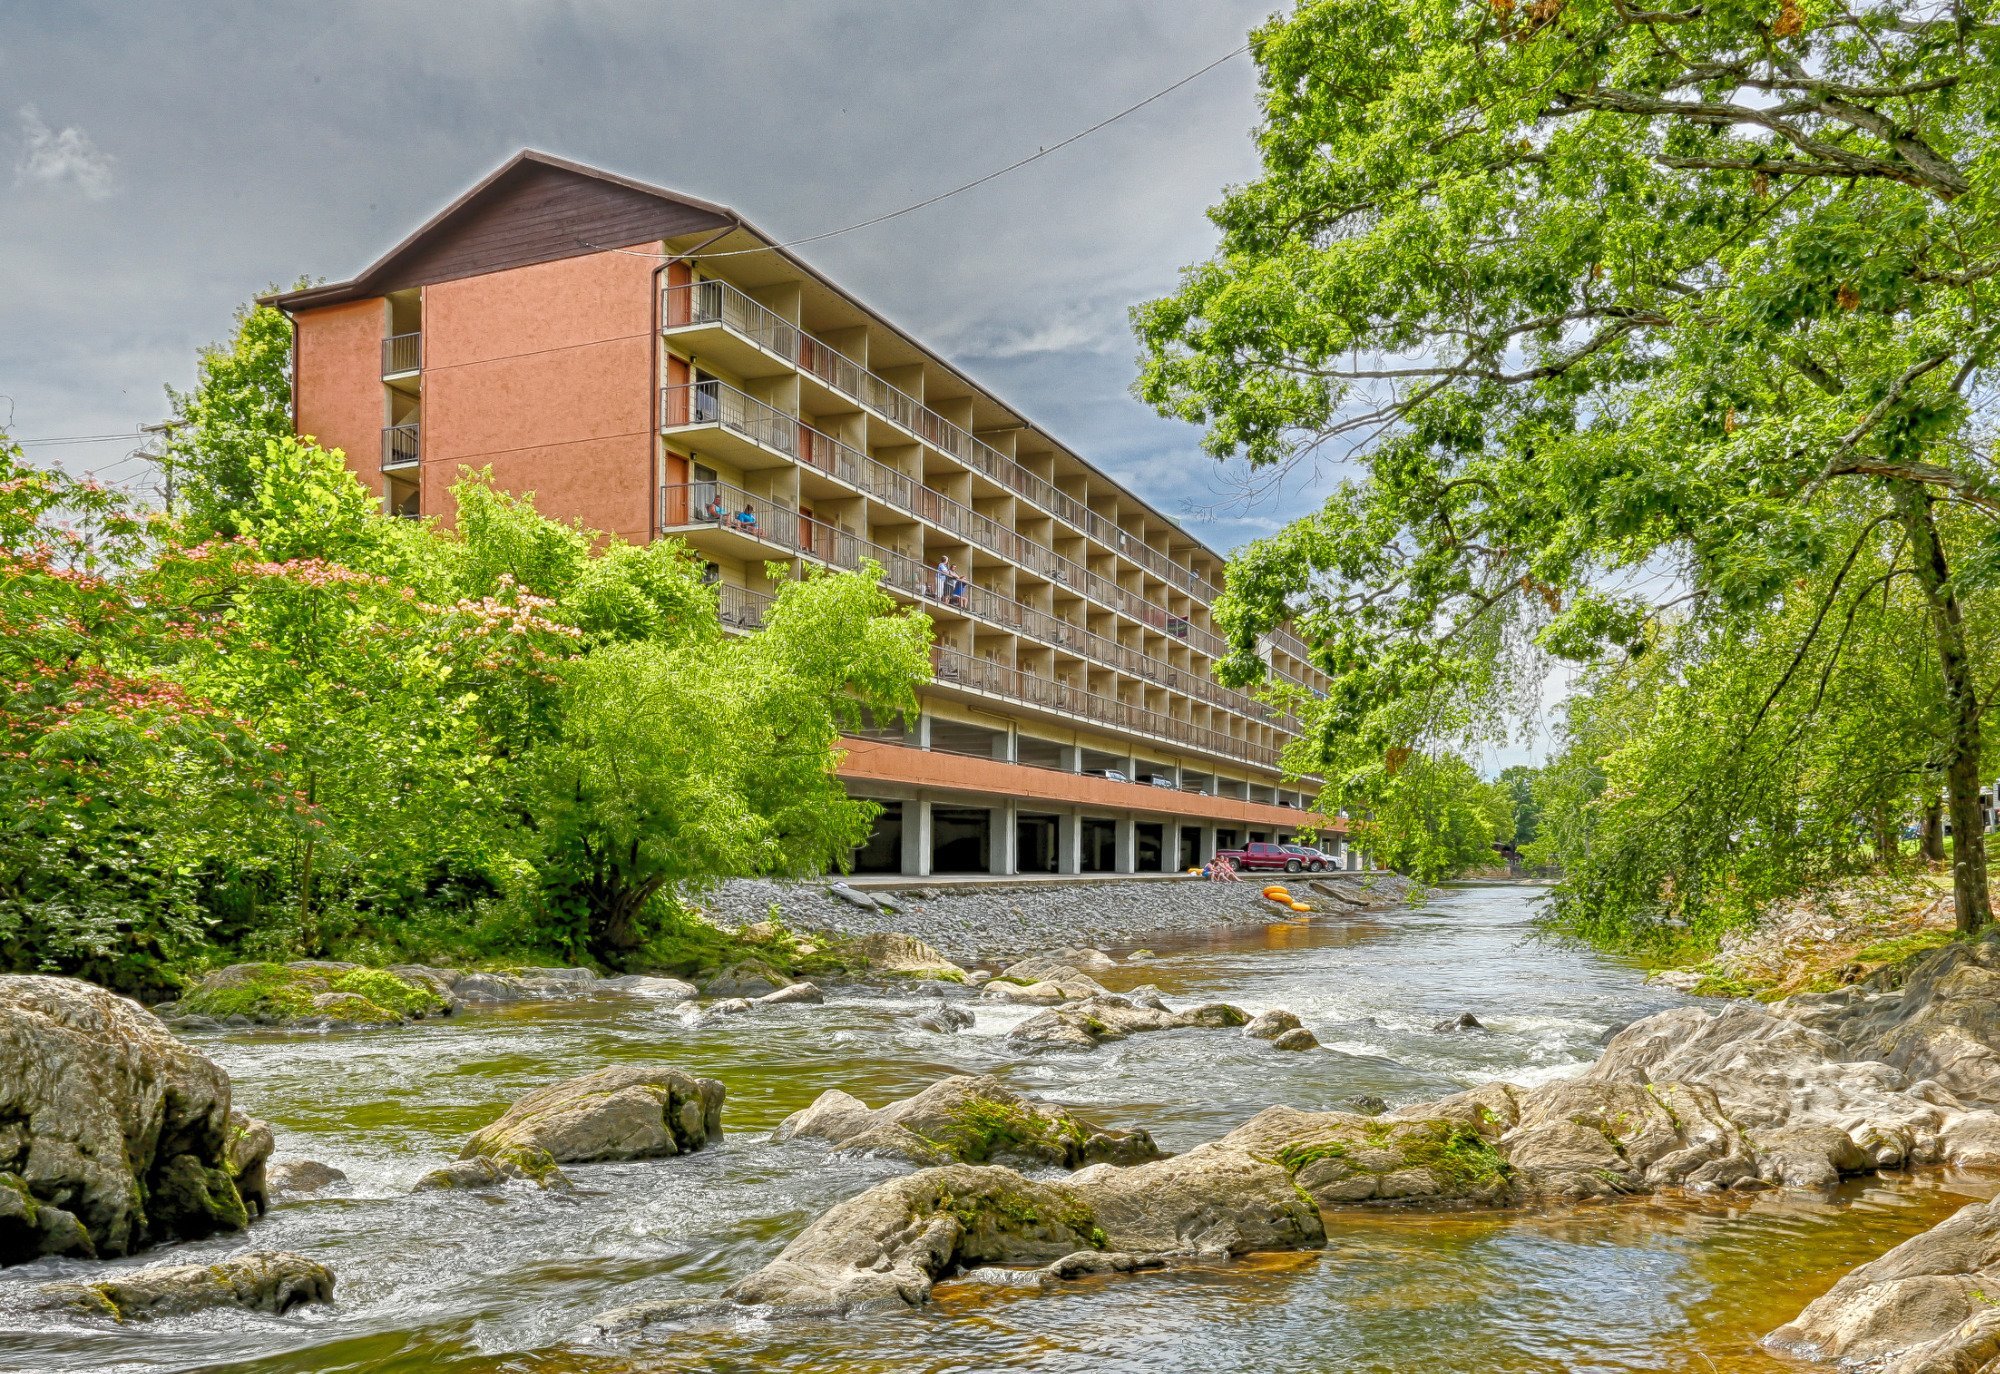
1214, 841, 1317, 873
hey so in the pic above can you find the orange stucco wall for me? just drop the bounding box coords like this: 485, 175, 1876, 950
421, 250, 657, 544
836, 738, 1336, 833
294, 299, 384, 482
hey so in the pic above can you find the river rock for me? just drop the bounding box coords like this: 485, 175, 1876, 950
175, 962, 451, 1028
702, 961, 793, 998
461, 1064, 725, 1167
854, 932, 966, 981
1270, 1028, 1320, 1052
1244, 1010, 1304, 1040
39, 1249, 334, 1320
1070, 1144, 1325, 1257
722, 1165, 1104, 1315
1767, 1192, 2000, 1368
267, 1160, 346, 1198
1433, 1012, 1485, 1033
772, 1075, 1160, 1169
598, 974, 700, 1001
829, 882, 882, 911
702, 997, 754, 1019
450, 969, 596, 1004
1008, 994, 1249, 1050
1778, 934, 2000, 1103
756, 982, 824, 1007
914, 1002, 974, 1034
229, 1113, 273, 1218
1586, 1003, 2000, 1183
981, 978, 1075, 1006
416, 1148, 570, 1192
0, 975, 268, 1265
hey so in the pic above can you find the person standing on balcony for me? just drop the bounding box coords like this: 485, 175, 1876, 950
934, 554, 951, 602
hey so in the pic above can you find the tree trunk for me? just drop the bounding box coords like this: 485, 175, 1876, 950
1924, 798, 1947, 861
1895, 484, 1990, 934
1873, 802, 1898, 871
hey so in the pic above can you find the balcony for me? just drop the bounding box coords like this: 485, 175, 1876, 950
661, 479, 1297, 735
659, 381, 1233, 659
382, 423, 419, 471
707, 581, 1281, 769
382, 331, 421, 378
662, 279, 1223, 604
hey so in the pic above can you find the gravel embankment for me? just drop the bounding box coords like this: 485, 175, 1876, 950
703, 873, 1413, 965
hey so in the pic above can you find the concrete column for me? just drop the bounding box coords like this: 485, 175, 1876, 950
993, 727, 1015, 763
902, 794, 933, 877
912, 712, 932, 751
990, 802, 1016, 876
1059, 744, 1083, 773
1059, 812, 1083, 875
1115, 815, 1137, 874
1199, 823, 1219, 864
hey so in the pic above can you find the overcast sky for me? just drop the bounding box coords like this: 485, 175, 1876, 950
0, 1, 1555, 766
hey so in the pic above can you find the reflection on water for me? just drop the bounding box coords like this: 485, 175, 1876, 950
2, 885, 1987, 1373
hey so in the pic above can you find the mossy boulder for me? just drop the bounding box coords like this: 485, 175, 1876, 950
1008, 993, 1250, 1050
39, 1249, 334, 1320
416, 1146, 570, 1193
461, 1063, 725, 1166
773, 1075, 1160, 1169
175, 962, 450, 1029
0, 975, 267, 1265
1224, 1105, 1517, 1207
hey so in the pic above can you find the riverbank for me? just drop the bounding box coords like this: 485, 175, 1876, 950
1643, 867, 1960, 999
703, 872, 1416, 965
21, 883, 1997, 1372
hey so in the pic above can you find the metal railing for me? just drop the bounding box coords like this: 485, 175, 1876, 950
929, 645, 1283, 769
383, 332, 421, 376
660, 380, 1232, 658
664, 278, 1224, 603
382, 423, 419, 469
660, 479, 1296, 734
708, 587, 1287, 769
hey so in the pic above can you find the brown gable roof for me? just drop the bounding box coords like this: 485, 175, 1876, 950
264, 151, 736, 310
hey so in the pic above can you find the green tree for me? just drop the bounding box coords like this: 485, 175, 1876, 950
162, 292, 298, 523
524, 562, 931, 961
1136, 1, 2000, 931
1498, 764, 1542, 849
1346, 752, 1513, 884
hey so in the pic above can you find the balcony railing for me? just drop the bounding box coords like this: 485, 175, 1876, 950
661, 380, 1232, 658
664, 278, 1224, 603
660, 479, 1296, 734
383, 331, 421, 376
382, 423, 419, 470
708, 584, 1282, 768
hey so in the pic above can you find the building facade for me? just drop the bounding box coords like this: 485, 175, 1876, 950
270, 152, 1343, 878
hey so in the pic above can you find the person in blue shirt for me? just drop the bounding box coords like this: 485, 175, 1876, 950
736, 504, 758, 531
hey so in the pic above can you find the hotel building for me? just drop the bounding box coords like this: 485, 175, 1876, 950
269, 152, 1341, 878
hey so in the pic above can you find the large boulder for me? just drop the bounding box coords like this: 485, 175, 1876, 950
1586, 1003, 2000, 1183
39, 1249, 334, 1320
1008, 994, 1249, 1050
701, 961, 794, 998
1767, 1193, 2000, 1369
609, 1147, 1326, 1325
170, 962, 451, 1028
461, 1064, 724, 1168
724, 1165, 1103, 1315
772, 1075, 1160, 1169
981, 961, 1108, 1004
0, 975, 269, 1265
450, 966, 600, 1004
855, 932, 967, 982
1779, 935, 2000, 1104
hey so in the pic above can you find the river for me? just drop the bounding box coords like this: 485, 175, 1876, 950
8, 884, 1993, 1373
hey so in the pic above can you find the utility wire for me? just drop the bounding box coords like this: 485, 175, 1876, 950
13, 431, 150, 447
594, 41, 1252, 262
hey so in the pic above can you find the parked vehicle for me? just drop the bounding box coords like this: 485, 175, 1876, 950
1211, 841, 1310, 873
1282, 844, 1335, 873
1144, 774, 1177, 789
1084, 767, 1128, 783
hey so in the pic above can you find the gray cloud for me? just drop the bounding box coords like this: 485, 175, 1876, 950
12, 103, 115, 198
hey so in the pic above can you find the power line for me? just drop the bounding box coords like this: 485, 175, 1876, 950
593, 41, 1252, 262
13, 431, 149, 447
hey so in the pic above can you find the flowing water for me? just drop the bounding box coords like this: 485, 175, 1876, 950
7, 885, 1993, 1373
